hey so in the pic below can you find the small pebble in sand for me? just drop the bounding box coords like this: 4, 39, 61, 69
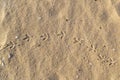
112, 48, 115, 51
15, 36, 19, 39
8, 54, 11, 59
76, 75, 79, 79
1, 62, 4, 66
2, 57, 5, 61
0, 59, 5, 67
8, 53, 13, 59
89, 62, 92, 66
38, 17, 42, 20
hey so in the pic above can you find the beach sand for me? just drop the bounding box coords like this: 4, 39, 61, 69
0, 0, 120, 80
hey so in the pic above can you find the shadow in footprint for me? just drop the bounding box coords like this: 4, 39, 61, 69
99, 10, 109, 22
115, 2, 120, 17
48, 73, 59, 80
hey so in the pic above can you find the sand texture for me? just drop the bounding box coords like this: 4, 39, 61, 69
0, 0, 120, 80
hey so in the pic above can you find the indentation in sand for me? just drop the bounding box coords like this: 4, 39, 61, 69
115, 2, 120, 17
0, 1, 9, 50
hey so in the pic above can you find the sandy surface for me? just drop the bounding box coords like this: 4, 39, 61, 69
0, 0, 120, 80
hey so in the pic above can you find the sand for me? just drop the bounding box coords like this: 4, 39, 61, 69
0, 0, 120, 80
